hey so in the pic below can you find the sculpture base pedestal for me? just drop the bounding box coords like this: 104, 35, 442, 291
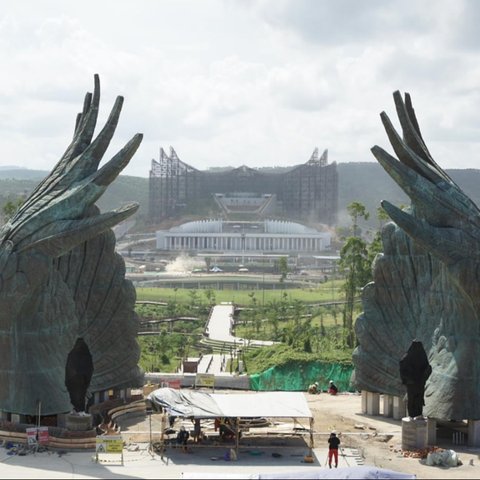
402, 416, 428, 450
65, 413, 93, 431
383, 395, 393, 417
468, 420, 480, 447
393, 396, 406, 420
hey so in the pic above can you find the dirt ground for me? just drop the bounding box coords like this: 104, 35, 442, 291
306, 392, 480, 479
117, 390, 480, 478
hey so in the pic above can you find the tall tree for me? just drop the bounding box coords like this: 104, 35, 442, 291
340, 202, 371, 347
339, 236, 371, 347
367, 207, 389, 268
347, 201, 370, 237
278, 256, 288, 284
204, 288, 216, 307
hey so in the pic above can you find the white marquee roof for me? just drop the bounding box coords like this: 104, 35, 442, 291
148, 388, 312, 419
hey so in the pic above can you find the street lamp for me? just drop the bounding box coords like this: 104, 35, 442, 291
146, 404, 153, 454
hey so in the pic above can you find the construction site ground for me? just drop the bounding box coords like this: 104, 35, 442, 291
0, 392, 479, 478
306, 392, 480, 479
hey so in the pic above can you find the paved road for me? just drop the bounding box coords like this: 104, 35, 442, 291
205, 304, 274, 348
196, 353, 226, 375
198, 304, 275, 375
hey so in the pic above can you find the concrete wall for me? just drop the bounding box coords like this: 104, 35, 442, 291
144, 373, 250, 390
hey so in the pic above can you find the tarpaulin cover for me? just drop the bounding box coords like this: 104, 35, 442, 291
249, 361, 355, 392
181, 466, 416, 479
148, 388, 312, 418
148, 388, 221, 418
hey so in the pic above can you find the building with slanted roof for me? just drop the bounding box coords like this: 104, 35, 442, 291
148, 147, 338, 226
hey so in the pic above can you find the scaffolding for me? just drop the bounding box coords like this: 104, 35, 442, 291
149, 147, 338, 226
149, 147, 202, 223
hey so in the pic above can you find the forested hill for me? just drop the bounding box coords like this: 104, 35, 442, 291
337, 162, 407, 223
337, 162, 480, 224
2, 163, 480, 227
0, 172, 150, 219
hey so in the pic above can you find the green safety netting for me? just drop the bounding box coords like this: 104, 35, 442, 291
249, 361, 355, 392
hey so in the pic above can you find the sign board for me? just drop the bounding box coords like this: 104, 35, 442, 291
26, 427, 37, 446
26, 426, 49, 446
195, 373, 215, 388
96, 435, 123, 454
95, 435, 124, 465
37, 426, 49, 444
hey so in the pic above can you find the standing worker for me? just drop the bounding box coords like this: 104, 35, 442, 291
327, 431, 340, 468
192, 418, 202, 443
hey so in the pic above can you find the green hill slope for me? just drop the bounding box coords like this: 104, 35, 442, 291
2, 164, 480, 228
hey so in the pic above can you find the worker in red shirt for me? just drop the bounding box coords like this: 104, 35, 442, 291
328, 431, 340, 468
328, 380, 338, 395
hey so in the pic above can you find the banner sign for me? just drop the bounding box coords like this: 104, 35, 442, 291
37, 426, 49, 444
195, 373, 215, 388
26, 426, 49, 445
96, 435, 123, 454
26, 428, 37, 446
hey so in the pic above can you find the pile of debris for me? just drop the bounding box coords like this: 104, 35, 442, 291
2, 441, 55, 456
388, 444, 462, 466
388, 445, 439, 459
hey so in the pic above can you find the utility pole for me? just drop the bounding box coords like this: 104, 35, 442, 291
262, 270, 265, 307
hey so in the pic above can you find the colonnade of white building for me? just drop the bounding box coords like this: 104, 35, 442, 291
156, 233, 329, 253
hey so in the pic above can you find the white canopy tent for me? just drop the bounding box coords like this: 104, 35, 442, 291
148, 388, 312, 419
148, 388, 314, 455
214, 392, 311, 418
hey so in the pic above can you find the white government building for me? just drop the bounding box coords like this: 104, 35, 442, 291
156, 219, 331, 254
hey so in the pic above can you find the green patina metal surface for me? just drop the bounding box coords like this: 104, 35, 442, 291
353, 91, 480, 420
0, 76, 144, 415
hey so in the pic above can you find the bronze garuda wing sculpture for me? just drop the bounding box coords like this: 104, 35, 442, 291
353, 92, 480, 420
0, 75, 144, 415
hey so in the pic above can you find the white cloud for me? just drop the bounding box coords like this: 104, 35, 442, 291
0, 0, 480, 177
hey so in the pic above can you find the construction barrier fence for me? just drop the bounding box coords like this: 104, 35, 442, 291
249, 360, 355, 393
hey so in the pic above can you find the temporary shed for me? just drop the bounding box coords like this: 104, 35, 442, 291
148, 388, 314, 455
148, 388, 312, 419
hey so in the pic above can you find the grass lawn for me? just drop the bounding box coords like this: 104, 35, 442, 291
135, 279, 359, 373
136, 280, 345, 306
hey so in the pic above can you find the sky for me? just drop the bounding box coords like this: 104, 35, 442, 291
1, 0, 480, 177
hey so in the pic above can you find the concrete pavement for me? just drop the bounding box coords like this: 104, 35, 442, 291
206, 304, 274, 348
195, 303, 275, 377
0, 442, 360, 479
197, 354, 225, 374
